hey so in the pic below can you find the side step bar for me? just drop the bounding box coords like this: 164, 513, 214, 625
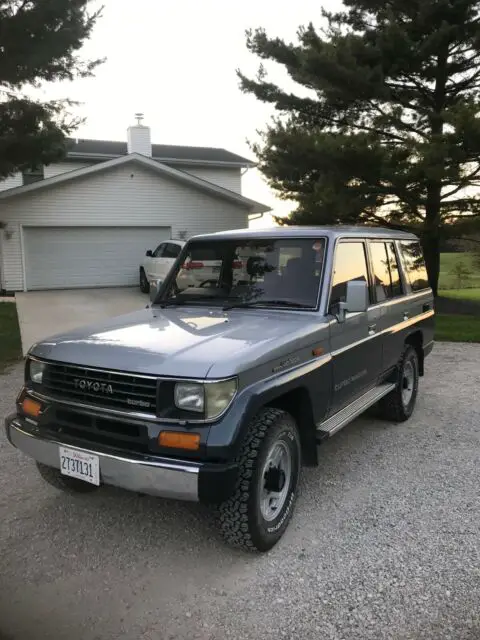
316, 383, 396, 438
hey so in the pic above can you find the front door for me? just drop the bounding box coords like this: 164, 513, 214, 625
146, 242, 182, 283
144, 242, 166, 283
328, 240, 383, 414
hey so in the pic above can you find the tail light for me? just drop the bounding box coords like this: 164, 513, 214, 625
182, 261, 204, 270
232, 261, 243, 269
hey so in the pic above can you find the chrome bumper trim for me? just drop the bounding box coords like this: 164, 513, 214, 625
5, 418, 199, 501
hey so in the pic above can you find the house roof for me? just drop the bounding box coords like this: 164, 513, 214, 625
66, 138, 255, 167
0, 153, 270, 214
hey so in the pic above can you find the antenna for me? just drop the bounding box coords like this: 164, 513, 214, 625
134, 112, 144, 126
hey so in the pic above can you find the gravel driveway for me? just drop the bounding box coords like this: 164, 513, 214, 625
0, 343, 479, 640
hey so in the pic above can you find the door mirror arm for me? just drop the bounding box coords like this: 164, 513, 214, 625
331, 301, 348, 323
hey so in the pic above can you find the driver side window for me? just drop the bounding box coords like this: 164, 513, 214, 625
153, 243, 165, 258
330, 241, 369, 308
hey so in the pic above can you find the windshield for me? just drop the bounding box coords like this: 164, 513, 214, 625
156, 237, 326, 309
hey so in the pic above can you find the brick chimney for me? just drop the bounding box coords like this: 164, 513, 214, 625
127, 113, 152, 157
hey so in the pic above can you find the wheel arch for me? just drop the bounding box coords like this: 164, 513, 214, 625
405, 330, 424, 376
265, 386, 318, 467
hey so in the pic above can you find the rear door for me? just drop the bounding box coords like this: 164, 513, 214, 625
160, 242, 183, 279
367, 240, 407, 372
328, 240, 383, 413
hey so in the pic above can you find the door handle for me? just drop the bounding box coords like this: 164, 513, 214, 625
403, 311, 409, 321
368, 323, 377, 335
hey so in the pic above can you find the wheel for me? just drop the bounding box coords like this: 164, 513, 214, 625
139, 268, 150, 293
379, 345, 419, 422
36, 462, 99, 494
218, 408, 301, 552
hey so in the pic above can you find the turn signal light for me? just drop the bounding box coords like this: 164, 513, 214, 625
158, 431, 201, 451
22, 397, 42, 418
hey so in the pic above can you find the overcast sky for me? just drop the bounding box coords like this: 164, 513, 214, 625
39, 0, 340, 224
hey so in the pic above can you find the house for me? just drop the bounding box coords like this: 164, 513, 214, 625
0, 118, 269, 292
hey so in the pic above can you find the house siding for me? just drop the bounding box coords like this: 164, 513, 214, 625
0, 162, 92, 195
0, 164, 249, 291
44, 162, 92, 178
0, 173, 23, 192
180, 166, 242, 193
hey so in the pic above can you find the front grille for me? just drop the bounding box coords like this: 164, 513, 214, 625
44, 409, 150, 454
40, 362, 158, 414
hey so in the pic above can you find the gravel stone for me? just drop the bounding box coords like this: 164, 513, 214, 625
0, 343, 479, 639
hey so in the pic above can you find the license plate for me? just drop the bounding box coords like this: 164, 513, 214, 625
59, 447, 100, 486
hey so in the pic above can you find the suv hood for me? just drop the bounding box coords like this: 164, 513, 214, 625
30, 307, 328, 379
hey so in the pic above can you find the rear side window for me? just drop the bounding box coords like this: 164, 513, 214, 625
330, 241, 369, 307
399, 241, 429, 292
386, 243, 403, 297
369, 241, 404, 302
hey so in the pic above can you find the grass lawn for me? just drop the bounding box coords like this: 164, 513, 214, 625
0, 302, 22, 372
435, 314, 480, 343
438, 287, 480, 302
439, 252, 480, 290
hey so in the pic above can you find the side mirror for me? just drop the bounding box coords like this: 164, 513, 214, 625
335, 280, 368, 322
146, 250, 153, 257
149, 279, 163, 303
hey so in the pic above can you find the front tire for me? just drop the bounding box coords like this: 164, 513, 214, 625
379, 345, 419, 422
36, 462, 99, 494
218, 408, 301, 552
139, 268, 150, 294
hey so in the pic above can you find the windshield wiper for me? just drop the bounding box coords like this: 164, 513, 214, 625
158, 294, 234, 308
157, 296, 188, 308
222, 299, 312, 311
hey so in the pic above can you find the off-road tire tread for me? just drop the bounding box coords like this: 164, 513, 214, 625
379, 345, 419, 423
218, 407, 292, 551
36, 462, 99, 494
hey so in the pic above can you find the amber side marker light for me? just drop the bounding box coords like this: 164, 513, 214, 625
158, 431, 201, 451
22, 398, 42, 418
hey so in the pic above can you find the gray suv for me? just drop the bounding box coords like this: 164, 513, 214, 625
5, 227, 434, 552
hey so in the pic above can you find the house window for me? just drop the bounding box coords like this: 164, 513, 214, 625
22, 166, 44, 186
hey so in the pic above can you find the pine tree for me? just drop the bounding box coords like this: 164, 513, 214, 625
239, 0, 480, 294
0, 1, 103, 178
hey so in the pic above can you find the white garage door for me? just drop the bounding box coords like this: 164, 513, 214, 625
24, 226, 171, 290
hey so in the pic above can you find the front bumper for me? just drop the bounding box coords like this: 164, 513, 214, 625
5, 415, 237, 504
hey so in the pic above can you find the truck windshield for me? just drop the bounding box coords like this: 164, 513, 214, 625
157, 237, 326, 309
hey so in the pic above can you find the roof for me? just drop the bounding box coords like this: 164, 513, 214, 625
190, 225, 419, 241
66, 138, 255, 167
0, 153, 270, 213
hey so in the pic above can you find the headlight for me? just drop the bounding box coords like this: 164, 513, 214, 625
174, 383, 204, 413
205, 379, 237, 420
29, 359, 46, 384
174, 379, 237, 419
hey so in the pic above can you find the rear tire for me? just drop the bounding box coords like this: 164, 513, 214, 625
218, 408, 301, 552
379, 345, 419, 422
139, 268, 150, 294
36, 462, 99, 494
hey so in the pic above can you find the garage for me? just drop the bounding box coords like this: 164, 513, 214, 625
23, 226, 171, 290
